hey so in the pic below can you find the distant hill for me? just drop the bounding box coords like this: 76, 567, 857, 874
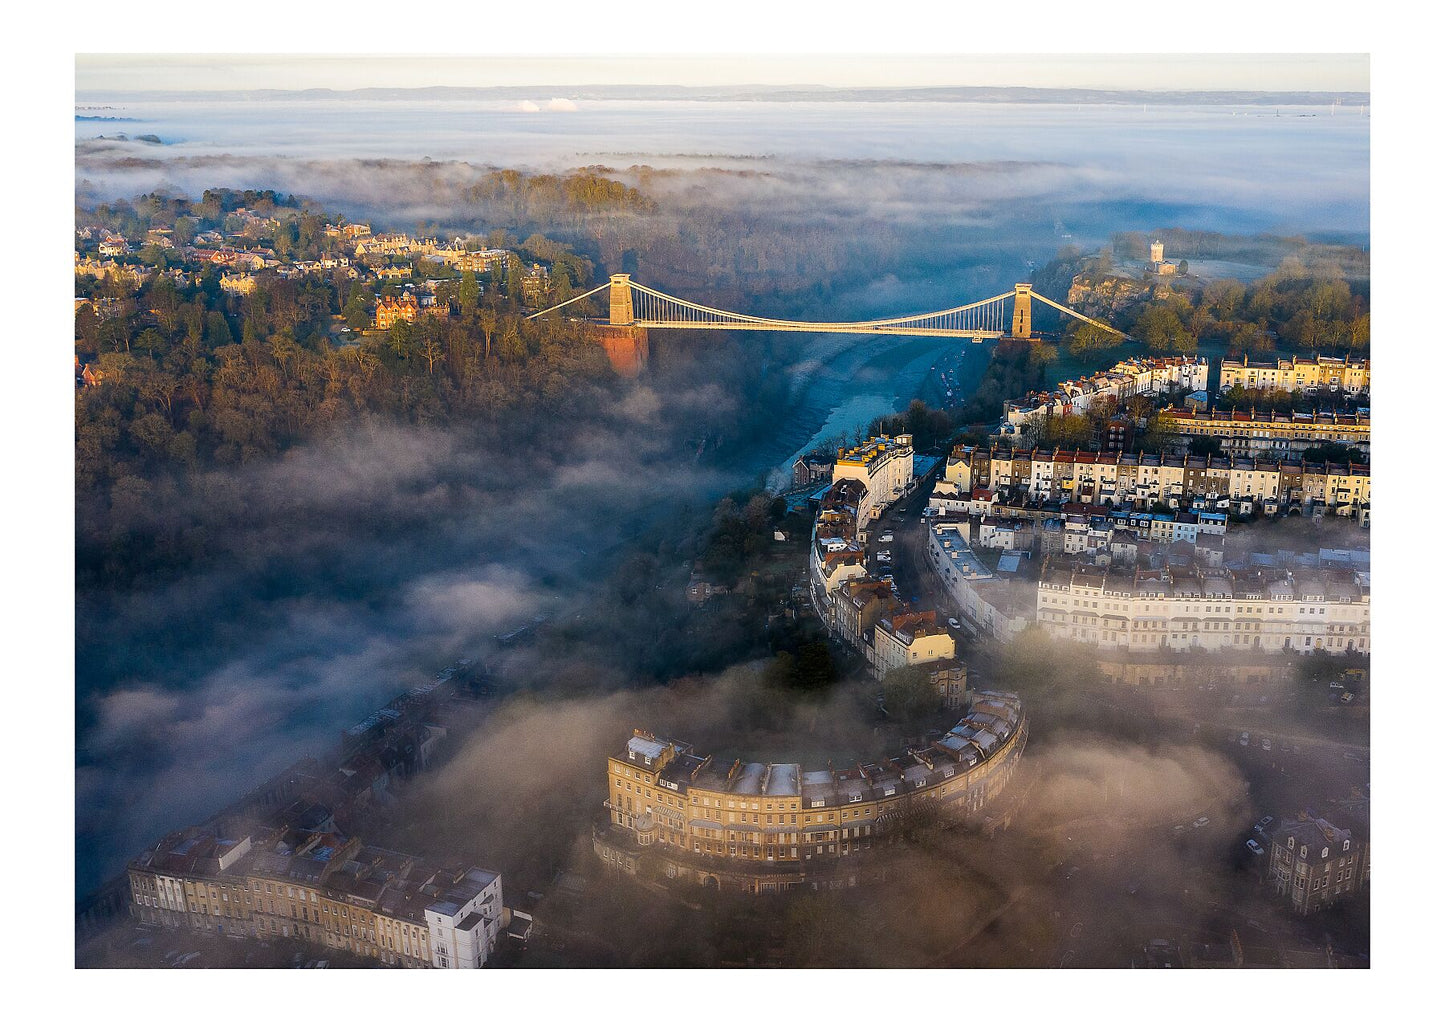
75, 84, 1370, 106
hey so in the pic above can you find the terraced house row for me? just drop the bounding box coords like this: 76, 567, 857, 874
808, 447, 957, 679
1004, 355, 1209, 427
941, 445, 1369, 521
1218, 354, 1369, 396
1157, 406, 1370, 458
127, 825, 509, 968
1036, 561, 1370, 654
593, 692, 1027, 893
828, 434, 916, 541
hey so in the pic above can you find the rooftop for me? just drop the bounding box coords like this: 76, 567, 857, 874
616, 694, 1024, 809
835, 435, 913, 468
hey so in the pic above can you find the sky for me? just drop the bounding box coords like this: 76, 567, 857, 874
75, 53, 1368, 94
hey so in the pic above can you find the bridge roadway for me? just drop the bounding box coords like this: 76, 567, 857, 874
631, 321, 1005, 339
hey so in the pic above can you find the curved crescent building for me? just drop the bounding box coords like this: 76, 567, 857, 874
593, 692, 1027, 893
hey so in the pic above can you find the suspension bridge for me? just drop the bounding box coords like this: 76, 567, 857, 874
527, 274, 1125, 341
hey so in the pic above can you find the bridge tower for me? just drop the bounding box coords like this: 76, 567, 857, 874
1010, 283, 1033, 338
609, 274, 636, 326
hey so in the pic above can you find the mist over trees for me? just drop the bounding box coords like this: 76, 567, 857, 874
75, 156, 1370, 967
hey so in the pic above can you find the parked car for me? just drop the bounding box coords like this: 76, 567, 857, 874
948, 617, 961, 629
879, 532, 895, 543
1193, 816, 1210, 828
1262, 738, 1272, 751
1253, 816, 1274, 834
1246, 839, 1265, 856
1239, 732, 1250, 746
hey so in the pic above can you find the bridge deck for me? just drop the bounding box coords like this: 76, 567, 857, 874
632, 321, 1006, 338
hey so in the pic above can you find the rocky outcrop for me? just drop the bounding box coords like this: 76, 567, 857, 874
1066, 275, 1149, 318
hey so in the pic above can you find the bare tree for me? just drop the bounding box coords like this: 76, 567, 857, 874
420, 334, 445, 375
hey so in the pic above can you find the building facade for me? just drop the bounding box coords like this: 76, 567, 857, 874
1267, 815, 1369, 915
1218, 355, 1369, 396
930, 664, 969, 710
943, 444, 1369, 518
374, 293, 420, 329
831, 435, 915, 539
1159, 407, 1370, 458
1004, 355, 1208, 427
869, 609, 956, 680
924, 520, 1034, 641
1036, 562, 1370, 655
127, 827, 506, 968
595, 693, 1027, 893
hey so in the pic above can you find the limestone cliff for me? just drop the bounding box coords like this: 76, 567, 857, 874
1066, 275, 1150, 319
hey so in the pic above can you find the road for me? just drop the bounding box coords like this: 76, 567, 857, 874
863, 462, 968, 639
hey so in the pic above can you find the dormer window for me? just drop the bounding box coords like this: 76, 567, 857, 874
1343, 839, 1350, 852
1322, 847, 1329, 859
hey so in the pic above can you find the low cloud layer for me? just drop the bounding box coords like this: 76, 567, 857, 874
75, 95, 1367, 238
75, 390, 749, 890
